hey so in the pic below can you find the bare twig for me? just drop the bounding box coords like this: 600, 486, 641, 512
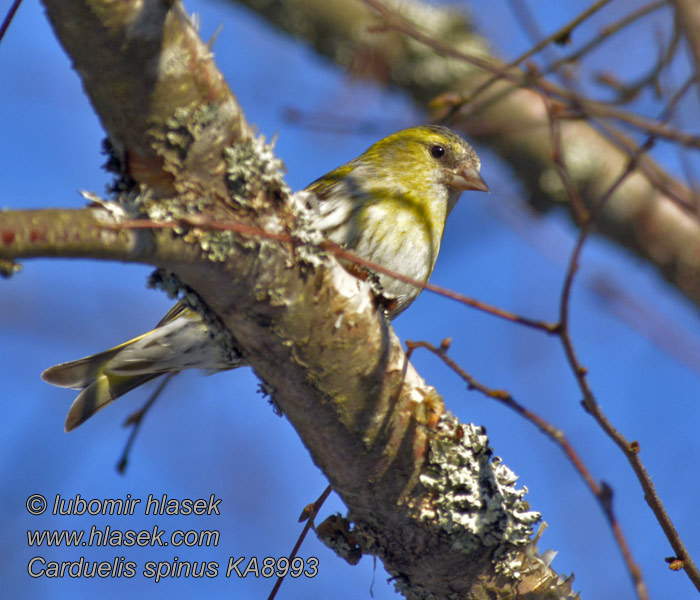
554, 75, 700, 594
549, 1, 668, 82
595, 27, 681, 104
488, 196, 700, 376
112, 217, 559, 333
267, 485, 332, 600
451, 0, 669, 121
544, 98, 589, 225
0, 0, 22, 44
558, 199, 700, 594
460, 0, 613, 108
592, 72, 699, 212
116, 372, 176, 474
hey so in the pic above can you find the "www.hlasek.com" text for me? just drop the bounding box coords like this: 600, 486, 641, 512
27, 525, 218, 548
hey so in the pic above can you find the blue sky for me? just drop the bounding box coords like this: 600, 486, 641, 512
1, 1, 699, 599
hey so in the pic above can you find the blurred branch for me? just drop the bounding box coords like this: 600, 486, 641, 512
670, 0, 700, 103
547, 1, 667, 81
234, 0, 700, 311
0, 208, 152, 262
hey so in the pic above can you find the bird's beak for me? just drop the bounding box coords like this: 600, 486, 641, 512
446, 166, 490, 193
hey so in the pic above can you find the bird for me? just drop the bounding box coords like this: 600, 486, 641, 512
42, 125, 488, 431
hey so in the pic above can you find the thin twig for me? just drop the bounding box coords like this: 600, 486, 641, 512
447, 0, 668, 116
595, 26, 681, 105
460, 0, 613, 109
111, 218, 558, 333
267, 485, 332, 600
548, 1, 668, 82
489, 195, 700, 376
592, 111, 696, 212
116, 373, 176, 474
544, 98, 588, 225
558, 189, 700, 593
670, 0, 700, 105
590, 73, 700, 214
0, 0, 22, 44
554, 74, 700, 594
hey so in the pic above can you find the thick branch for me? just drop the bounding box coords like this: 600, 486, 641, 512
0, 208, 139, 261
234, 0, 700, 308
0, 207, 208, 268
43, 0, 249, 196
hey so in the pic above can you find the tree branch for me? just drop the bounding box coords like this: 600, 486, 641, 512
43, 0, 249, 195
670, 0, 700, 104
0, 207, 147, 261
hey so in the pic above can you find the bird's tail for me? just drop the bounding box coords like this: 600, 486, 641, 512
42, 305, 240, 432
42, 339, 162, 432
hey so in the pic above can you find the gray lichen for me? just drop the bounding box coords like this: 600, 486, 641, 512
419, 414, 541, 579
164, 102, 220, 162
288, 189, 328, 267
223, 134, 289, 204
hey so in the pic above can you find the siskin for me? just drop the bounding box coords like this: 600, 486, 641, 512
42, 125, 488, 431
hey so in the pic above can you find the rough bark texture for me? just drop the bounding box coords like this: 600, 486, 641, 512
44, 0, 248, 196
0, 1, 580, 598
235, 0, 700, 309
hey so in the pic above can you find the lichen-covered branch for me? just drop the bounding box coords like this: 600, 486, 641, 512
43, 0, 249, 196
233, 0, 700, 309
0, 1, 582, 597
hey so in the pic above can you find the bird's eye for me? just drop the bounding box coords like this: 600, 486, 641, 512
430, 144, 446, 159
